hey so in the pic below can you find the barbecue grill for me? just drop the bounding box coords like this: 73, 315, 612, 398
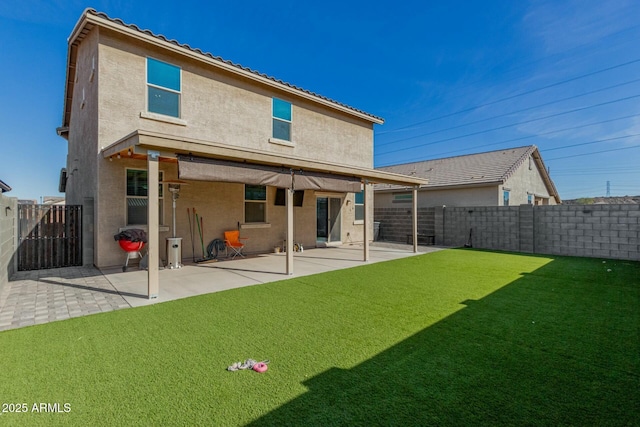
114, 229, 147, 272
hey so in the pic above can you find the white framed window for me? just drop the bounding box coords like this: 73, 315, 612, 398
126, 169, 164, 225
272, 98, 292, 141
503, 190, 510, 206
147, 57, 181, 118
245, 185, 267, 223
355, 191, 364, 221
527, 194, 533, 205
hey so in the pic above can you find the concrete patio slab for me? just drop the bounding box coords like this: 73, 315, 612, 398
101, 243, 444, 308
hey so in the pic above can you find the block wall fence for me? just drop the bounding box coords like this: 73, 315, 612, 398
375, 204, 640, 261
0, 193, 18, 299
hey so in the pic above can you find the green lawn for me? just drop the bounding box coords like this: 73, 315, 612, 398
0, 249, 638, 426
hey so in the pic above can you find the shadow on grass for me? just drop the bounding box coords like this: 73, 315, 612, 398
250, 255, 640, 426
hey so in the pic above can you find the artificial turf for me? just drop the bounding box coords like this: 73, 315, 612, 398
0, 249, 638, 426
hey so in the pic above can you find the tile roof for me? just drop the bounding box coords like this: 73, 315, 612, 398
0, 179, 11, 193
376, 145, 546, 188
73, 9, 383, 124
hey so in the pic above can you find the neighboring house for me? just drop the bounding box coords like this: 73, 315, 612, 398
0, 180, 11, 193
57, 9, 426, 295
42, 197, 66, 206
375, 146, 560, 208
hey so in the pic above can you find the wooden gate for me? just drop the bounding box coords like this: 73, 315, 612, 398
18, 205, 82, 271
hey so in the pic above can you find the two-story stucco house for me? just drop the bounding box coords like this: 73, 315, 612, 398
375, 146, 560, 209
57, 9, 426, 297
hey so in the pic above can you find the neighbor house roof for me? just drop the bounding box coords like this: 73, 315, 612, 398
60, 8, 383, 132
0, 179, 11, 193
376, 145, 560, 202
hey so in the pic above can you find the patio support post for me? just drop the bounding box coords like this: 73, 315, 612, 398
147, 150, 160, 298
363, 180, 370, 262
412, 186, 418, 253
286, 187, 294, 275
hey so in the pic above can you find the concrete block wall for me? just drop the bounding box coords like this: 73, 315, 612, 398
436, 206, 521, 252
374, 207, 435, 243
0, 194, 18, 294
533, 204, 640, 260
378, 203, 639, 262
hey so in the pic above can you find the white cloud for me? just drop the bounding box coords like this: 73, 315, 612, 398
524, 0, 637, 54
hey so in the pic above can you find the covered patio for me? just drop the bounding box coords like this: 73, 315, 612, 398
102, 130, 429, 299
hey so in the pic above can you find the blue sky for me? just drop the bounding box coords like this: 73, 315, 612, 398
1, 0, 639, 200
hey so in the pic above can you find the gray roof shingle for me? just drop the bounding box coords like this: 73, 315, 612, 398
376, 145, 552, 190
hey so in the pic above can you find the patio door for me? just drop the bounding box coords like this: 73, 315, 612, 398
317, 197, 341, 243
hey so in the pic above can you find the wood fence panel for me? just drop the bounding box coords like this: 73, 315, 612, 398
18, 205, 82, 271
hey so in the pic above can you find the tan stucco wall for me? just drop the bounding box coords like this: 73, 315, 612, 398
0, 194, 18, 289
375, 155, 558, 209
65, 29, 100, 207
96, 28, 374, 166
375, 185, 498, 209
73, 27, 373, 267
502, 157, 557, 205
94, 158, 367, 267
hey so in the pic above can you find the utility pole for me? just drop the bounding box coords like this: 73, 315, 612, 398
606, 180, 610, 197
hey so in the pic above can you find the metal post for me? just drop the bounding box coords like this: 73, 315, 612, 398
412, 186, 418, 253
363, 181, 370, 261
286, 187, 294, 275
147, 150, 160, 299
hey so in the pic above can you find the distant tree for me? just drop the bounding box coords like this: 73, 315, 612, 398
575, 197, 594, 205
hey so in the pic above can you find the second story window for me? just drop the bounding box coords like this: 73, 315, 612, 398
147, 58, 181, 118
272, 98, 291, 141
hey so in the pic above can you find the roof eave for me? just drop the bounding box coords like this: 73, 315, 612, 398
375, 180, 503, 192
531, 149, 561, 203
0, 180, 12, 193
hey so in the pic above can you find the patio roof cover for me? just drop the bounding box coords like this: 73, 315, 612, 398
178, 155, 362, 193
178, 155, 291, 188
293, 170, 361, 193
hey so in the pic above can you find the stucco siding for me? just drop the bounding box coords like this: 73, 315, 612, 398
503, 157, 556, 205
97, 28, 373, 168
375, 185, 498, 209
66, 28, 100, 207
93, 158, 368, 268
68, 26, 374, 268
0, 194, 18, 292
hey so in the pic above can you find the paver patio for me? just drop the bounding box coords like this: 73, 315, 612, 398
0, 267, 130, 331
